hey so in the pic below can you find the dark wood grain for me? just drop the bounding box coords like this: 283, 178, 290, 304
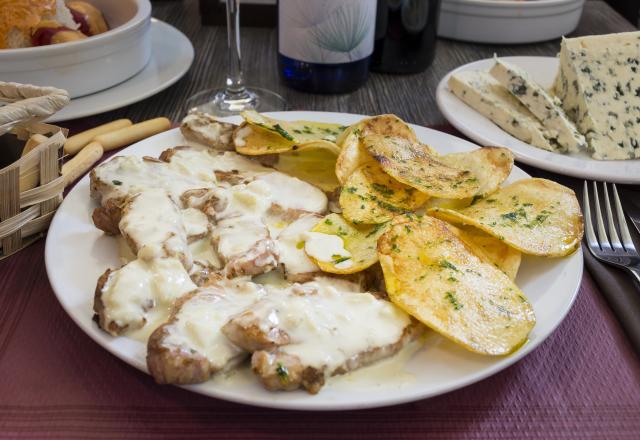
65, 0, 635, 133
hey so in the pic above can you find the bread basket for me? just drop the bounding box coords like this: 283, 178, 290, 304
0, 82, 69, 259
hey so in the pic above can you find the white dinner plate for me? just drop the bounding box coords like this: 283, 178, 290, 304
46, 19, 194, 122
45, 111, 583, 411
436, 56, 640, 184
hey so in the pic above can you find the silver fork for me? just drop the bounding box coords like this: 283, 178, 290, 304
583, 181, 640, 285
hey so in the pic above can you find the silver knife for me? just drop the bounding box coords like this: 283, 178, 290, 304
620, 187, 640, 236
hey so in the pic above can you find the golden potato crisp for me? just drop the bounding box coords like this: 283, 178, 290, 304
335, 114, 425, 184
439, 147, 514, 197
242, 110, 346, 143
272, 143, 340, 192
411, 148, 513, 210
339, 162, 429, 224
428, 178, 583, 257
450, 225, 522, 281
306, 213, 389, 274
378, 215, 535, 355
335, 126, 376, 184
234, 111, 343, 155
363, 134, 481, 199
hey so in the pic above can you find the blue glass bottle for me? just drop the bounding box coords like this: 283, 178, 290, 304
278, 0, 376, 94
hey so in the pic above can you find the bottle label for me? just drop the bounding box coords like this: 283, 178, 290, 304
279, 0, 376, 64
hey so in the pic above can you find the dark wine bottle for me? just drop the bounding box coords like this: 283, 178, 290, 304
278, 0, 376, 94
371, 0, 441, 74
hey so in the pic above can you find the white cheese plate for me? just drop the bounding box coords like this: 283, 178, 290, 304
436, 56, 640, 184
45, 111, 583, 411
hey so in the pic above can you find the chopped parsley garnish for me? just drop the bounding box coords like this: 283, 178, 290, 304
365, 223, 386, 238
371, 183, 394, 197
272, 124, 294, 141
112, 180, 122, 186
439, 260, 459, 271
332, 255, 351, 264
344, 186, 358, 194
324, 218, 333, 225
445, 291, 463, 310
276, 362, 289, 384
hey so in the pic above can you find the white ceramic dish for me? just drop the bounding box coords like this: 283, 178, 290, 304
438, 0, 585, 44
0, 0, 152, 98
436, 56, 640, 184
45, 111, 583, 410
46, 19, 193, 123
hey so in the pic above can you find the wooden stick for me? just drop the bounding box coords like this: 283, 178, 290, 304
64, 119, 132, 155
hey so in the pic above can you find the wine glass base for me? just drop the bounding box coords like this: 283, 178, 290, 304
185, 87, 287, 117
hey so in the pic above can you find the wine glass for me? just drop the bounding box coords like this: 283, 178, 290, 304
186, 0, 287, 116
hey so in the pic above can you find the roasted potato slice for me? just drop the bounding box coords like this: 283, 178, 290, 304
363, 134, 481, 199
335, 126, 376, 185
271, 143, 340, 192
234, 121, 341, 156
439, 147, 513, 197
450, 225, 521, 281
378, 215, 535, 355
428, 178, 583, 257
303, 214, 389, 274
233, 111, 345, 155
410, 147, 514, 210
335, 114, 427, 184
339, 162, 429, 224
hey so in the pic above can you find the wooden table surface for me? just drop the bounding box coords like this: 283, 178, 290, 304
72, 0, 635, 130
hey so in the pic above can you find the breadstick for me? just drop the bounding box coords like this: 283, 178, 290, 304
93, 117, 171, 151
64, 119, 132, 155
62, 141, 104, 187
21, 133, 49, 157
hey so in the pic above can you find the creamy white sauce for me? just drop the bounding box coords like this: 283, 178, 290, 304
242, 280, 411, 371
161, 280, 266, 370
329, 338, 423, 390
215, 179, 273, 220
182, 113, 233, 147
94, 156, 213, 206
233, 125, 253, 148
189, 235, 222, 269
256, 172, 327, 214
214, 216, 270, 260
303, 231, 353, 269
100, 258, 197, 333
276, 215, 321, 277
181, 208, 210, 239
119, 189, 191, 267
167, 149, 270, 183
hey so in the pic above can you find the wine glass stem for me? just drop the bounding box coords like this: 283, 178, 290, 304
225, 0, 246, 97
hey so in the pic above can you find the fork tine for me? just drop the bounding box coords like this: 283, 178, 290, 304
583, 181, 599, 250
612, 184, 636, 252
593, 182, 612, 250
603, 183, 622, 250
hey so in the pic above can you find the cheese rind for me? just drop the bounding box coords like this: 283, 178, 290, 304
490, 58, 587, 154
552, 32, 640, 160
448, 71, 561, 152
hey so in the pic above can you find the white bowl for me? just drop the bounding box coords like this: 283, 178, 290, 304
0, 0, 152, 98
438, 0, 585, 44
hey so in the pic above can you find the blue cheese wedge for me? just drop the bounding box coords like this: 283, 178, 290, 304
552, 32, 640, 160
490, 58, 587, 154
448, 71, 561, 152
